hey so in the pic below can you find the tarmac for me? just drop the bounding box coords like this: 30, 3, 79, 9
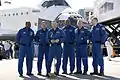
0, 57, 120, 80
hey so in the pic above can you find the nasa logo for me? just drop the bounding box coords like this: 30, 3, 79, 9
23, 32, 26, 34
81, 37, 83, 40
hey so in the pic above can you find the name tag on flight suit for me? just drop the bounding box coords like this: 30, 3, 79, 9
69, 29, 73, 32
81, 31, 84, 33
96, 28, 99, 31
56, 31, 60, 34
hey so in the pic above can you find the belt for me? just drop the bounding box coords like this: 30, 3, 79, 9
51, 44, 61, 46
76, 43, 87, 45
64, 42, 74, 45
20, 43, 31, 46
39, 44, 49, 46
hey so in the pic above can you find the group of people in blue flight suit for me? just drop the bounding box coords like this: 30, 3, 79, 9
16, 17, 108, 77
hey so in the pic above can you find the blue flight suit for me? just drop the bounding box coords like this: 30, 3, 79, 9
31, 41, 35, 60
75, 27, 90, 73
62, 25, 75, 73
47, 28, 64, 74
35, 28, 49, 73
16, 27, 34, 75
91, 23, 108, 73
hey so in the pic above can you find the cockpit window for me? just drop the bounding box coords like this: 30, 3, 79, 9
42, 1, 49, 7
42, 0, 70, 8
42, 1, 53, 8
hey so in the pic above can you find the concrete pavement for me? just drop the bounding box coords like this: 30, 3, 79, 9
0, 57, 120, 80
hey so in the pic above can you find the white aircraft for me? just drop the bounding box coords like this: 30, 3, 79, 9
94, 0, 120, 23
0, 0, 81, 40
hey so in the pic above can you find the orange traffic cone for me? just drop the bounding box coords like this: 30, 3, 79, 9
112, 48, 118, 57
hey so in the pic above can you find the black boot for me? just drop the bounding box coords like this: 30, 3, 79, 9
26, 73, 34, 76
19, 74, 23, 77
74, 71, 82, 74
90, 71, 98, 75
69, 71, 73, 75
37, 72, 41, 75
83, 72, 87, 75
98, 72, 104, 76
46, 73, 50, 77
62, 72, 67, 74
54, 72, 59, 76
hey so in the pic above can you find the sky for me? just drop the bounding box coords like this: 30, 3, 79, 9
66, 0, 96, 11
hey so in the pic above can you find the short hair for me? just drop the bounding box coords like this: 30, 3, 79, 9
92, 17, 98, 22
25, 21, 31, 27
65, 19, 71, 24
77, 19, 84, 22
52, 20, 56, 23
26, 21, 31, 25
41, 21, 46, 23
77, 19, 84, 24
51, 21, 57, 24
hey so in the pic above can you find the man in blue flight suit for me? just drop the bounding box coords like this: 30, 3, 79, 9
46, 21, 64, 77
74, 19, 90, 75
62, 19, 75, 74
90, 17, 108, 76
16, 22, 34, 77
35, 21, 49, 75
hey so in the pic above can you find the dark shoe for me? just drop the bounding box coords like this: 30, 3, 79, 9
98, 72, 104, 76
62, 72, 67, 74
19, 74, 23, 77
90, 72, 98, 75
83, 72, 87, 75
69, 72, 73, 75
109, 59, 112, 61
46, 73, 50, 77
37, 73, 41, 75
74, 71, 82, 74
54, 72, 59, 76
26, 73, 34, 76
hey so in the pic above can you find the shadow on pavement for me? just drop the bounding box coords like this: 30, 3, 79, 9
21, 74, 120, 80
48, 75, 73, 80
22, 75, 78, 80
70, 74, 120, 80
23, 75, 45, 80
22, 75, 72, 80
